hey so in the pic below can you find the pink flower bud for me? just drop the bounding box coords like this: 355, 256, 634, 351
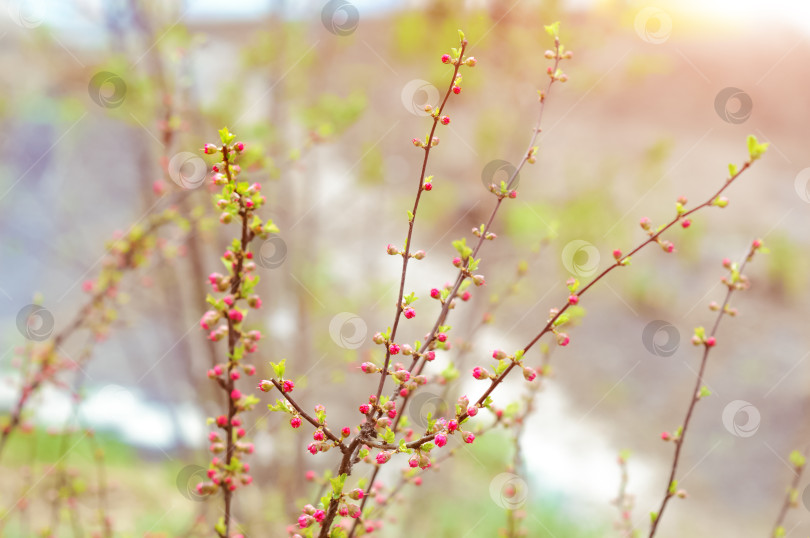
492, 349, 506, 360
430, 288, 440, 299
463, 431, 475, 444
640, 217, 651, 230
557, 333, 570, 346
661, 431, 671, 441
234, 141, 245, 152
472, 275, 486, 286
523, 367, 537, 382
230, 371, 240, 380
472, 367, 490, 380
313, 509, 325, 522
435, 433, 447, 447
568, 294, 579, 305
203, 143, 218, 155
376, 451, 392, 464
705, 337, 716, 347
467, 406, 478, 417
452, 86, 461, 94
461, 291, 471, 301
403, 307, 415, 319
437, 333, 447, 343
613, 249, 622, 260
424, 351, 436, 361
452, 257, 462, 267
313, 430, 324, 441
359, 404, 371, 414
282, 380, 295, 393
305, 470, 316, 481
216, 415, 227, 427
230, 389, 242, 400
386, 244, 399, 255
361, 362, 378, 374
298, 514, 312, 528
342, 427, 351, 437
392, 369, 410, 384
258, 380, 272, 392
441, 54, 451, 64
681, 219, 691, 229
228, 309, 243, 322
464, 56, 477, 66
213, 365, 223, 376
388, 343, 400, 355
440, 116, 450, 125
448, 420, 458, 433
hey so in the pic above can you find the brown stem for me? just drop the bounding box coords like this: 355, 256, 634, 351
388, 46, 564, 430
648, 244, 757, 537
371, 41, 469, 410
770, 446, 808, 537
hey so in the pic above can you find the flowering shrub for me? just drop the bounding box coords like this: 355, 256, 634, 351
4, 16, 805, 538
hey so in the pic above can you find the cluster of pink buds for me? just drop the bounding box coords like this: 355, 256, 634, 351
196, 129, 280, 538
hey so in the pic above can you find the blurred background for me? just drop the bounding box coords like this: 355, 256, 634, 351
0, 0, 809, 536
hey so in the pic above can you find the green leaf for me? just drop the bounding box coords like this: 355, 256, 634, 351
544, 21, 560, 38
330, 474, 347, 499
553, 314, 569, 327
789, 450, 806, 469
728, 163, 738, 177
650, 511, 658, 523
514, 349, 525, 362
746, 134, 769, 161
218, 127, 236, 145
668, 479, 678, 495
458, 29, 465, 41
270, 359, 286, 379
698, 386, 711, 399
452, 238, 473, 260
215, 517, 226, 535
